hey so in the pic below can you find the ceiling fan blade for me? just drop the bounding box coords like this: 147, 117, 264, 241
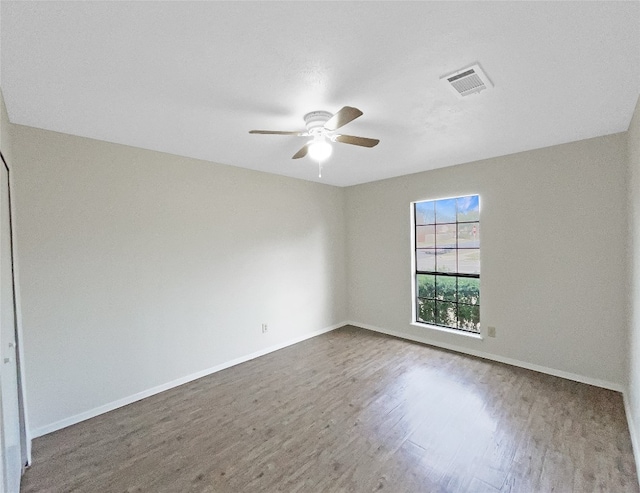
324, 106, 363, 131
249, 130, 306, 135
292, 143, 310, 159
334, 134, 380, 148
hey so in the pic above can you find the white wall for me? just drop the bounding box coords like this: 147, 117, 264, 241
10, 125, 347, 435
346, 133, 629, 388
627, 95, 640, 468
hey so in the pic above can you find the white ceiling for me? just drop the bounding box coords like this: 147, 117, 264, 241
1, 1, 639, 187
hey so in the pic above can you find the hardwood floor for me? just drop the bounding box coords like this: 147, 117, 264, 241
21, 326, 638, 492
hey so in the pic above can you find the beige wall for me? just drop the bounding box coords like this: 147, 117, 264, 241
627, 95, 640, 467
346, 133, 629, 388
10, 125, 348, 435
5, 93, 637, 443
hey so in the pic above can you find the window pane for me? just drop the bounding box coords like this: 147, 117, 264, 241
457, 195, 479, 222
417, 298, 436, 324
458, 304, 480, 332
416, 225, 435, 248
458, 222, 480, 248
416, 249, 435, 271
435, 275, 457, 302
435, 198, 457, 224
435, 224, 456, 249
415, 201, 435, 225
435, 301, 457, 328
458, 278, 480, 305
458, 249, 480, 274
414, 194, 480, 333
435, 248, 456, 273
417, 274, 435, 298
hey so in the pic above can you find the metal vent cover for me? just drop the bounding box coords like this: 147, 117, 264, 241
441, 63, 493, 99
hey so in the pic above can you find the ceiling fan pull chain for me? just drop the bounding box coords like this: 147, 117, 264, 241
318, 161, 323, 178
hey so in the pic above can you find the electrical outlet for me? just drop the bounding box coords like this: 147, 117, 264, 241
261, 323, 268, 334
487, 326, 496, 338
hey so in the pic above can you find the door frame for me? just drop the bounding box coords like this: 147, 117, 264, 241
0, 149, 30, 470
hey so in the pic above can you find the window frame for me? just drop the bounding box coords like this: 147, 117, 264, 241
411, 194, 481, 337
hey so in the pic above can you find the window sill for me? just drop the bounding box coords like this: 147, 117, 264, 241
410, 321, 483, 340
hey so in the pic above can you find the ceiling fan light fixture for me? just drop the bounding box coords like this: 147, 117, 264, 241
308, 139, 332, 162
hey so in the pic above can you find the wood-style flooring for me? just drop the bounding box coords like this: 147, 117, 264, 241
21, 326, 638, 492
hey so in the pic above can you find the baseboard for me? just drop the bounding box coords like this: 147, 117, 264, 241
349, 321, 624, 392
31, 321, 347, 438
32, 319, 624, 438
623, 392, 640, 485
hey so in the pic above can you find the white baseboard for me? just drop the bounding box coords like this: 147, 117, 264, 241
623, 392, 640, 486
31, 321, 347, 438
31, 320, 625, 438
349, 321, 624, 392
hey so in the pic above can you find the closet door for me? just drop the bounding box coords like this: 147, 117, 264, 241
0, 160, 22, 493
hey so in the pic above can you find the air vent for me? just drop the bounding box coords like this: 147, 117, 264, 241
441, 63, 493, 99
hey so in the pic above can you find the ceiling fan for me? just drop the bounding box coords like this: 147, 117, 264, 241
249, 106, 379, 162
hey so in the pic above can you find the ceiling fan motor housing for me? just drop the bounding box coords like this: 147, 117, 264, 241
304, 111, 332, 135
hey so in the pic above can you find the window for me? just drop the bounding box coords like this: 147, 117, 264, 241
413, 195, 480, 333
